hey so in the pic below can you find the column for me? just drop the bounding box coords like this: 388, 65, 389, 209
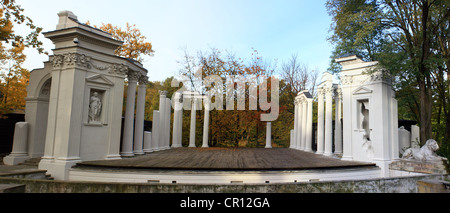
292, 100, 298, 149
133, 79, 147, 155
158, 91, 167, 150
164, 98, 171, 149
202, 99, 210, 148
316, 88, 325, 154
296, 98, 303, 150
301, 99, 307, 150
143, 131, 152, 153
304, 98, 313, 152
334, 88, 343, 154
178, 108, 183, 146
121, 75, 138, 157
324, 87, 333, 156
265, 122, 272, 148
172, 92, 182, 148
151, 110, 160, 151
3, 122, 30, 165
189, 97, 197, 147
341, 82, 353, 161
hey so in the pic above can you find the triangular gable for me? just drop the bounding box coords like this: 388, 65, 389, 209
86, 74, 114, 86
352, 86, 372, 95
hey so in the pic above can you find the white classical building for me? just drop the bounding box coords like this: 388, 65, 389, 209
3, 11, 149, 179
297, 55, 400, 174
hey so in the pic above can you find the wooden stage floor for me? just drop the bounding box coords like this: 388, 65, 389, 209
77, 148, 376, 171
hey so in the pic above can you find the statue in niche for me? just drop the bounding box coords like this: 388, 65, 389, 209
360, 101, 373, 158
88, 91, 102, 123
361, 102, 370, 141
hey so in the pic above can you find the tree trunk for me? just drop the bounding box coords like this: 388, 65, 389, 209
418, 76, 433, 145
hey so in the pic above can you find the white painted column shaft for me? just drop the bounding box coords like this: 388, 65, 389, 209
133, 84, 146, 155
121, 79, 137, 157
324, 88, 333, 156
316, 89, 325, 154
189, 98, 197, 147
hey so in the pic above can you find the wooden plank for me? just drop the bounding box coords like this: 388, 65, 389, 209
78, 148, 375, 170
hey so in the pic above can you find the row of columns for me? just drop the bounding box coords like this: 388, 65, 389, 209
188, 94, 211, 148
121, 73, 148, 157
316, 86, 343, 156
122, 89, 278, 153
291, 91, 313, 152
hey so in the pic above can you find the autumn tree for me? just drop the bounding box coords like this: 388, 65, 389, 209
0, 42, 28, 113
176, 47, 287, 147
87, 22, 155, 63
0, 0, 45, 116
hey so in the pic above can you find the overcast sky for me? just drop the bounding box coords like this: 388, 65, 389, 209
17, 0, 333, 82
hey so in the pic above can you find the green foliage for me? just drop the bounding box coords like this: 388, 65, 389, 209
326, 0, 450, 157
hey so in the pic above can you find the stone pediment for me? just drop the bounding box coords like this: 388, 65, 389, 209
86, 74, 114, 86
352, 86, 372, 95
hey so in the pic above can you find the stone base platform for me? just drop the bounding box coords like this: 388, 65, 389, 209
68, 148, 386, 184
389, 158, 449, 174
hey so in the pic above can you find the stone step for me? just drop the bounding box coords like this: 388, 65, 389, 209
19, 157, 41, 166
0, 184, 26, 193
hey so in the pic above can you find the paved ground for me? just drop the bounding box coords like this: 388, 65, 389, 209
78, 147, 376, 170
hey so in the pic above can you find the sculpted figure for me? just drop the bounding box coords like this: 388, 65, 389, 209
402, 139, 443, 161
88, 92, 102, 123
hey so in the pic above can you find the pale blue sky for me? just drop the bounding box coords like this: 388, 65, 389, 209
18, 0, 333, 81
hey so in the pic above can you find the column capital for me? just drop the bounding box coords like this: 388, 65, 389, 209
317, 88, 325, 96
159, 90, 168, 98
127, 70, 140, 82
324, 87, 334, 95
138, 75, 148, 85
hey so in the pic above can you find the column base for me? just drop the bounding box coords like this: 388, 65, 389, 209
105, 154, 122, 160
324, 152, 334, 157
341, 155, 353, 161
120, 152, 134, 157
3, 154, 30, 166
133, 150, 145, 155
143, 149, 154, 153
38, 158, 81, 180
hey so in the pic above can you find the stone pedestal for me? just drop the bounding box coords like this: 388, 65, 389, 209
389, 159, 449, 174
143, 131, 152, 153
151, 110, 160, 151
3, 122, 30, 165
